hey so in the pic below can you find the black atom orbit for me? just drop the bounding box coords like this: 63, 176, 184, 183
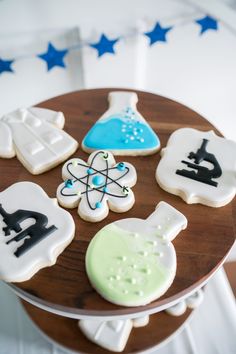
60, 151, 130, 210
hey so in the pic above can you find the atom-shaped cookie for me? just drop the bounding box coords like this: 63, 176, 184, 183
56, 150, 137, 222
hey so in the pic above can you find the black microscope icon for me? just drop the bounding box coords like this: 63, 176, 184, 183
0, 204, 57, 258
176, 139, 222, 187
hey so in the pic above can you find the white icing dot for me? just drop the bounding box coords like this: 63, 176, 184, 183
140, 138, 144, 143
109, 276, 114, 281
121, 128, 126, 132
157, 225, 162, 230
122, 124, 127, 128
130, 278, 137, 284
131, 264, 137, 269
120, 256, 127, 261
133, 131, 138, 136
115, 275, 121, 280
124, 139, 129, 144
130, 232, 138, 238
143, 268, 151, 274
126, 134, 130, 138
130, 136, 135, 140
155, 252, 164, 257
123, 289, 129, 294
157, 234, 166, 240
151, 240, 157, 246
140, 251, 148, 257
162, 242, 171, 247
136, 290, 144, 296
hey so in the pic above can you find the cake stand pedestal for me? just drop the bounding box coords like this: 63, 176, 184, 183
21, 299, 193, 354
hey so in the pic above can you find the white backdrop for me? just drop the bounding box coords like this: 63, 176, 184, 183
0, 0, 235, 140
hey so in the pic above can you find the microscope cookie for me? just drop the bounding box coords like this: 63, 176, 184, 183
156, 128, 236, 207
0, 182, 75, 282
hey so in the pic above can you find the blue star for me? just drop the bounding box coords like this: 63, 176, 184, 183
38, 42, 68, 71
0, 58, 14, 75
196, 15, 218, 35
145, 22, 173, 46
90, 34, 119, 57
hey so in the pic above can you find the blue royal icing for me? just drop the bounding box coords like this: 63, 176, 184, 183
95, 201, 102, 209
65, 179, 73, 188
87, 168, 93, 175
92, 175, 105, 186
117, 162, 126, 171
83, 108, 160, 151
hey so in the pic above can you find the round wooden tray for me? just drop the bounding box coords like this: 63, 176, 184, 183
21, 299, 193, 354
3, 89, 235, 319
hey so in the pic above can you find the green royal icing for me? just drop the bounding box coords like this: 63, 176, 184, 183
86, 223, 172, 305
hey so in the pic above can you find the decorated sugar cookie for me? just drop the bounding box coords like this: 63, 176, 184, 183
0, 182, 75, 282
166, 288, 204, 316
156, 128, 236, 207
79, 315, 149, 352
0, 107, 78, 174
86, 201, 187, 307
79, 318, 133, 352
82, 91, 160, 156
56, 150, 137, 222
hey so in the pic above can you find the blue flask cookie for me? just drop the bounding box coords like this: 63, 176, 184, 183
82, 91, 160, 156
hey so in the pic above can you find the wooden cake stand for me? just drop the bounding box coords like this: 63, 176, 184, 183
2, 89, 235, 353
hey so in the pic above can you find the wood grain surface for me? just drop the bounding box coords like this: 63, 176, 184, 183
2, 89, 235, 317
21, 299, 193, 354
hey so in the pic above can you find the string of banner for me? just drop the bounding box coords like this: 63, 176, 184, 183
0, 16, 218, 74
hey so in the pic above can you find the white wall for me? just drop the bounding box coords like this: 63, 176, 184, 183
0, 0, 235, 141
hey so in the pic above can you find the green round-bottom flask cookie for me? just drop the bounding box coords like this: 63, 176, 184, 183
86, 201, 187, 307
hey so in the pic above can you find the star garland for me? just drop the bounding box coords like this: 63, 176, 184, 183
0, 59, 14, 75
90, 34, 120, 57
0, 15, 219, 75
38, 42, 68, 71
144, 22, 173, 45
195, 15, 218, 35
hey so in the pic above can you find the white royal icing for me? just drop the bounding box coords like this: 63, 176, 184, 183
166, 288, 204, 316
0, 182, 75, 282
156, 128, 236, 207
79, 315, 149, 352
0, 120, 15, 158
56, 150, 137, 222
85, 201, 188, 307
132, 315, 150, 328
79, 318, 133, 352
0, 107, 78, 174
